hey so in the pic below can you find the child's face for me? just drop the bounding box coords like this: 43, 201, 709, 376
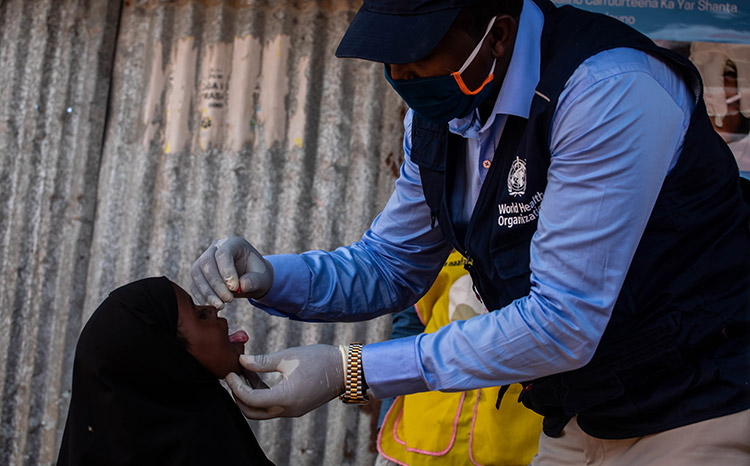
172, 282, 246, 378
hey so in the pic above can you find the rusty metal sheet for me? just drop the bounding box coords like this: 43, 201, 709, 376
0, 0, 408, 464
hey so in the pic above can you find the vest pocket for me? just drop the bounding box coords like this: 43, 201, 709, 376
613, 344, 690, 415
560, 328, 687, 415
410, 124, 446, 171
483, 237, 534, 308
489, 235, 533, 280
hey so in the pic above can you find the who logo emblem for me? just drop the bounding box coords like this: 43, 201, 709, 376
507, 156, 527, 197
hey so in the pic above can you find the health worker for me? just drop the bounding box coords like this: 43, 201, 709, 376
190, 0, 750, 463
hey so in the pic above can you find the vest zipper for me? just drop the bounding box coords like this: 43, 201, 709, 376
463, 253, 483, 303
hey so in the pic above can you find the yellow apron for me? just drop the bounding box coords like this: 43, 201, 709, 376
378, 251, 543, 466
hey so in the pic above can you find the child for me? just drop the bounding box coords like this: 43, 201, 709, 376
57, 277, 273, 465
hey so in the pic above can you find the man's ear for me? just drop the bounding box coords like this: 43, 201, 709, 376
489, 14, 518, 59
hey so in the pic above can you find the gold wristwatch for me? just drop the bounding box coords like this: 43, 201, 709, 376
339, 343, 369, 404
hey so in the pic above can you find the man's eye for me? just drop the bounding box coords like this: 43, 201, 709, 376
198, 310, 208, 320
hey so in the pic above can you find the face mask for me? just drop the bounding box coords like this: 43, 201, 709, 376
385, 16, 497, 125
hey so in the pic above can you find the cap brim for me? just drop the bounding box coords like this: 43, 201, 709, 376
335, 7, 461, 64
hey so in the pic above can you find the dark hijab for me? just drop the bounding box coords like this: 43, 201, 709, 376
57, 277, 273, 466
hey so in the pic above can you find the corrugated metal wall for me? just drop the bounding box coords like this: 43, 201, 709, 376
0, 1, 408, 464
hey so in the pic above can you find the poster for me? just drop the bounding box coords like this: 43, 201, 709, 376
550, 0, 749, 43
551, 0, 750, 177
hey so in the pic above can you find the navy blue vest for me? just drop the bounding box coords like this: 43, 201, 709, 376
410, 0, 750, 439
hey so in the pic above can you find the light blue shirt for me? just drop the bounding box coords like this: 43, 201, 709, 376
254, 0, 695, 399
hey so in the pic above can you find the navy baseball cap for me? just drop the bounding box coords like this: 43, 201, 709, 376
335, 0, 482, 64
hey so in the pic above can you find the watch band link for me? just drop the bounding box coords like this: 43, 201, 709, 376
339, 343, 369, 405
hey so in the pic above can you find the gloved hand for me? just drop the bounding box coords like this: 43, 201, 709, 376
190, 236, 273, 309
225, 344, 345, 419
241, 368, 268, 389
690, 42, 750, 127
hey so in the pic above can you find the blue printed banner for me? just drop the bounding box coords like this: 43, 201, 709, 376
551, 0, 750, 43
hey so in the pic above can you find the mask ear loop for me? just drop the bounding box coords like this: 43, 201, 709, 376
453, 60, 496, 95
451, 16, 497, 95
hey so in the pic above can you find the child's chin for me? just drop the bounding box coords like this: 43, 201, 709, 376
230, 363, 244, 377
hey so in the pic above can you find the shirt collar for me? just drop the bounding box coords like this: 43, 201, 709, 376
449, 0, 543, 138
